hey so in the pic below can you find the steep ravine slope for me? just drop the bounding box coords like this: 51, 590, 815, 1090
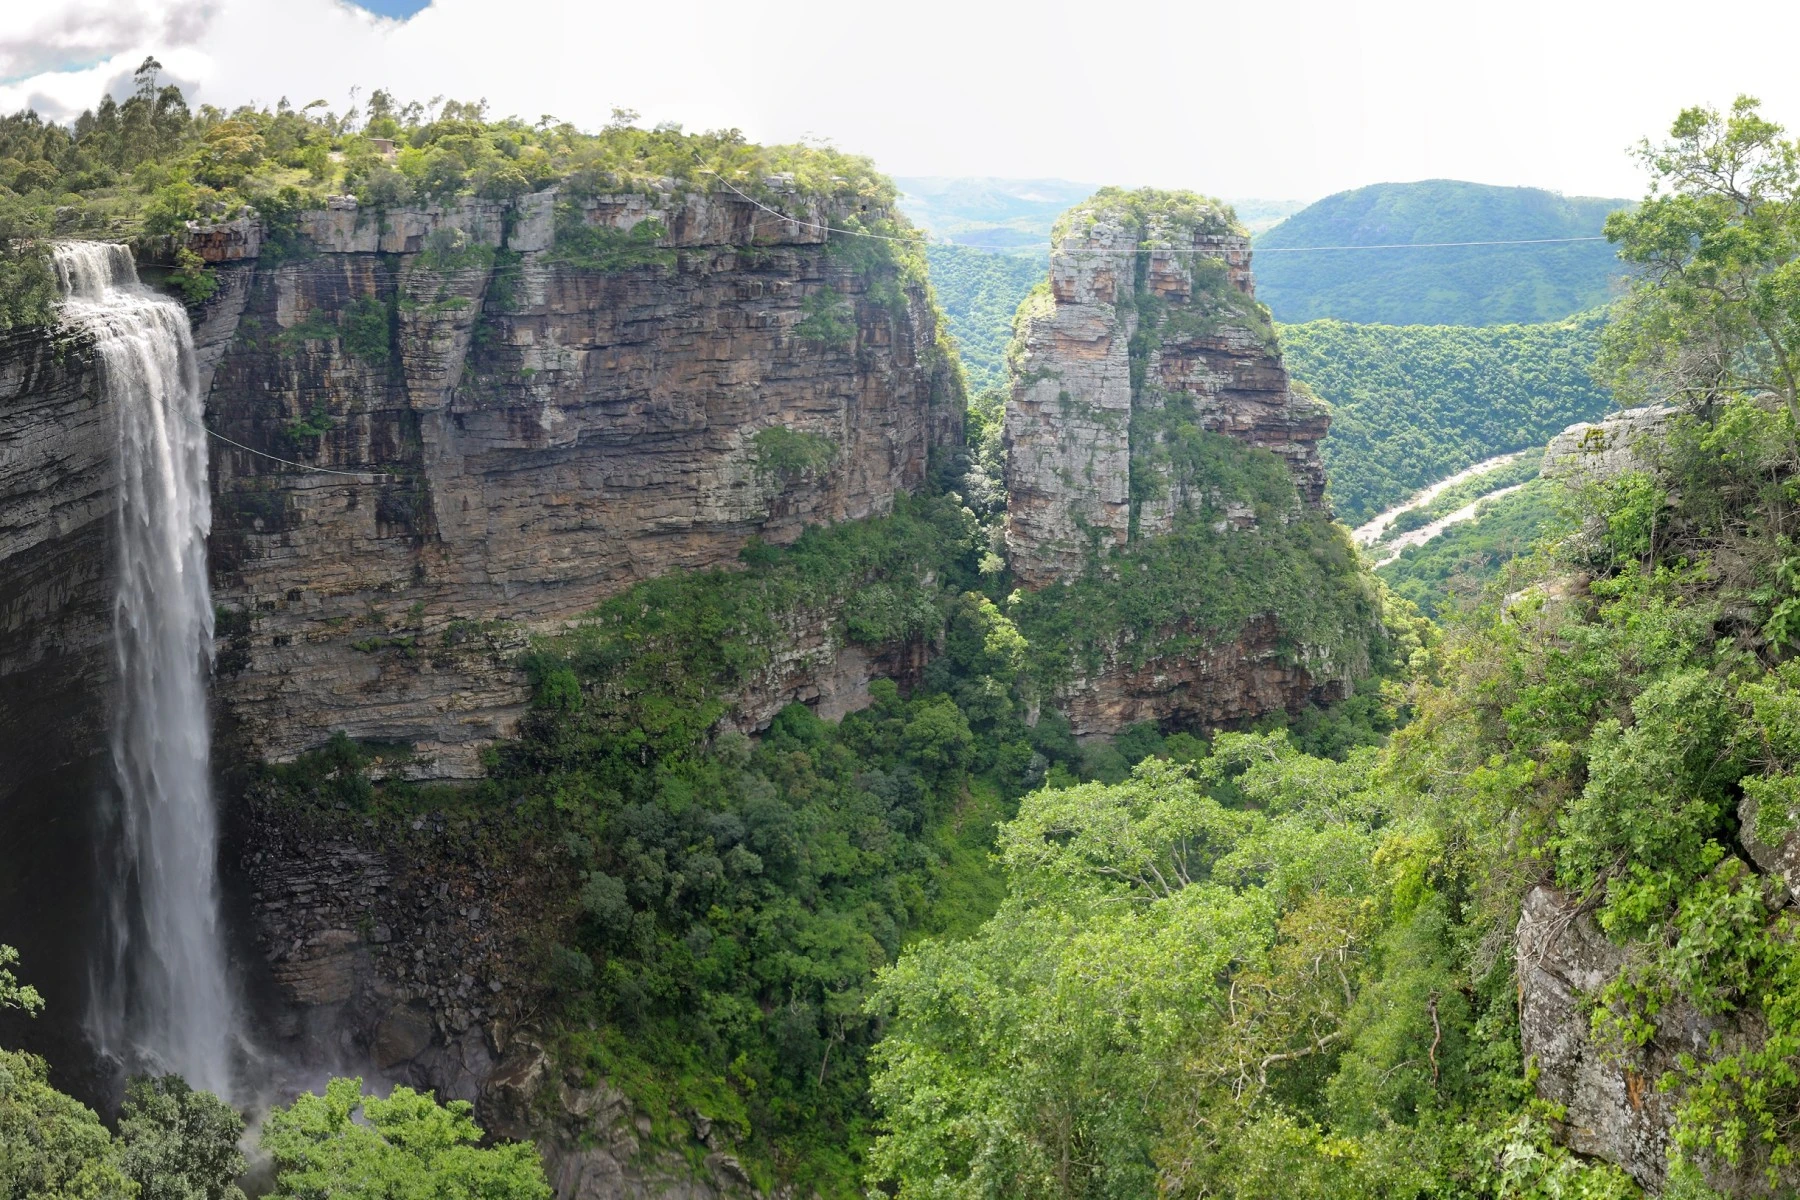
2, 180, 1388, 1200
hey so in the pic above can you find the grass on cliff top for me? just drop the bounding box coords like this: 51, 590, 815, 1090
1050, 185, 1245, 247
0, 74, 906, 320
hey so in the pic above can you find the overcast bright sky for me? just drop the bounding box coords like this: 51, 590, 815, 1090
5, 0, 1800, 203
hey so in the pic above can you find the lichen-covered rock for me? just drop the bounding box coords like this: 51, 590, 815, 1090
1517, 882, 1784, 1193
1739, 793, 1800, 902
204, 189, 961, 776
1542, 405, 1676, 483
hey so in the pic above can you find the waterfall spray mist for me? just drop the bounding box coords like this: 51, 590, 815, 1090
54, 241, 238, 1098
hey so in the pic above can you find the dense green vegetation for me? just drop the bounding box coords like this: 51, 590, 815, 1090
923, 244, 1045, 392
0, 67, 909, 329
1376, 477, 1566, 615
260, 1078, 549, 1200
864, 96, 1800, 1199
253, 408, 1392, 1195
1015, 430, 1381, 685
1254, 180, 1629, 325
1280, 313, 1612, 524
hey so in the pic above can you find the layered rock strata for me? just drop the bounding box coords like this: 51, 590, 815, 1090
0, 327, 116, 1056
1002, 190, 1346, 737
1004, 192, 1328, 587
1057, 615, 1349, 738
199, 186, 960, 777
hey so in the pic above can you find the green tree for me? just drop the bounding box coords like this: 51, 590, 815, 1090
1604, 96, 1800, 431
1, 947, 134, 1200
260, 1078, 549, 1200
0, 946, 40, 1016
117, 1075, 248, 1200
0, 195, 55, 331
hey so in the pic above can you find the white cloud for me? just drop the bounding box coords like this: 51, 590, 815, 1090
5, 0, 1800, 201
0, 0, 216, 80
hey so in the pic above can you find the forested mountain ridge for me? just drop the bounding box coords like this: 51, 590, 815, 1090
1255, 179, 1630, 325
1282, 312, 1614, 524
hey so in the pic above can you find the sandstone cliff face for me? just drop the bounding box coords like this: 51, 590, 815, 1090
1002, 190, 1345, 737
0, 327, 116, 1052
200, 186, 960, 777
0, 328, 111, 809
1057, 615, 1348, 738
1004, 193, 1328, 588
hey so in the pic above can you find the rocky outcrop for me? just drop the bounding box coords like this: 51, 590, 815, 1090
200, 186, 961, 777
1058, 615, 1348, 738
1004, 190, 1328, 588
239, 795, 565, 1091
240, 805, 773, 1199
1542, 405, 1676, 483
1001, 189, 1352, 738
1518, 882, 1786, 1193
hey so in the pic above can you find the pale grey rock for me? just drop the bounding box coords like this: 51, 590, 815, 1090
1542, 405, 1677, 484
1517, 882, 1784, 1193
1739, 793, 1800, 903
1004, 197, 1328, 589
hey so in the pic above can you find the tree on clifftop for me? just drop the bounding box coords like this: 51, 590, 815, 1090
1604, 96, 1800, 434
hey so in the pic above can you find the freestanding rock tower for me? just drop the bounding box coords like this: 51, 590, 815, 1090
1005, 187, 1329, 586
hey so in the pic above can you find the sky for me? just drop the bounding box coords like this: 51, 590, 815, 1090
4, 0, 1800, 203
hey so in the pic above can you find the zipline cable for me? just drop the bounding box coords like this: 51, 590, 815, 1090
701, 168, 1612, 255
181, 411, 392, 480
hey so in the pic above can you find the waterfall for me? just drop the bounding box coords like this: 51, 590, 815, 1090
54, 242, 238, 1098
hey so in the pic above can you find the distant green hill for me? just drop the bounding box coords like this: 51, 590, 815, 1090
1255, 181, 1630, 326
898, 179, 1303, 251
1282, 313, 1612, 524
925, 244, 1046, 393
897, 177, 1095, 250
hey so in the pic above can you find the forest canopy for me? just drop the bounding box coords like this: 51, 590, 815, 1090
0, 65, 907, 328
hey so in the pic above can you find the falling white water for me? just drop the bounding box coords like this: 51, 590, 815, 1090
54, 241, 237, 1098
